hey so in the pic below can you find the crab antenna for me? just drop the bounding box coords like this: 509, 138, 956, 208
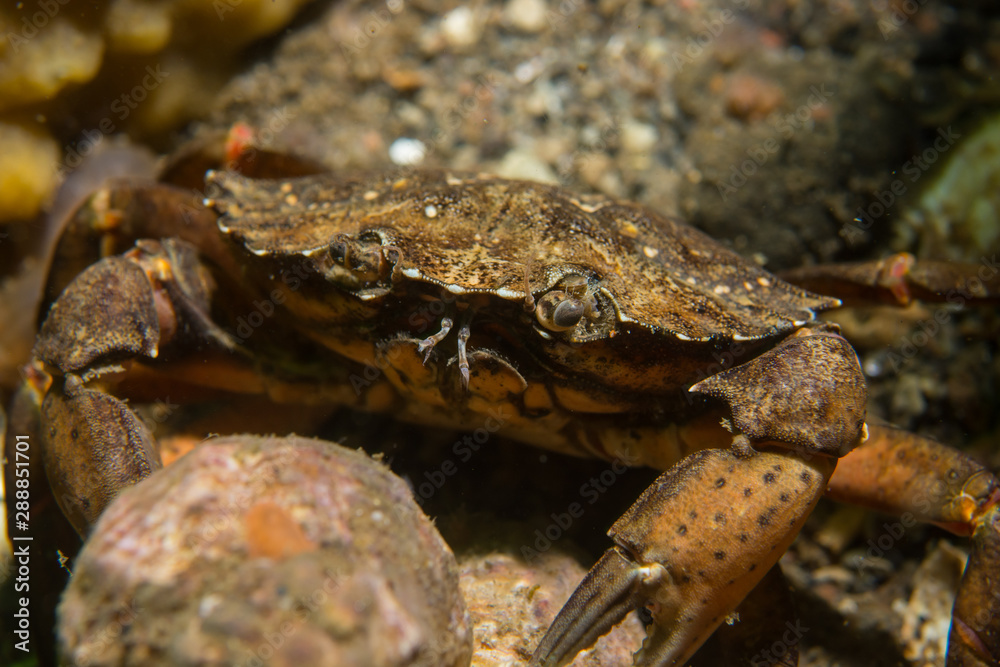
522, 263, 536, 312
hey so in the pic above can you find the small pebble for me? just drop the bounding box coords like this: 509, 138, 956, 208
389, 137, 426, 165
505, 0, 548, 33
725, 73, 785, 121
621, 120, 658, 154
441, 7, 480, 50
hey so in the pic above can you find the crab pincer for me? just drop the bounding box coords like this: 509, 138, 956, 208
531, 331, 868, 666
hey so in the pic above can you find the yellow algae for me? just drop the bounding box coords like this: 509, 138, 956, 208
104, 0, 173, 54
0, 0, 313, 222
0, 121, 58, 222
0, 18, 104, 109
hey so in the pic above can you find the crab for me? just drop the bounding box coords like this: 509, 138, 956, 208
11, 142, 1000, 666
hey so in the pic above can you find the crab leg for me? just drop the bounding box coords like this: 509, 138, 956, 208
456, 321, 471, 390
779, 252, 1000, 307
43, 181, 236, 315
416, 316, 453, 362
532, 330, 869, 666
39, 373, 162, 536
415, 311, 475, 390
31, 253, 168, 534
827, 423, 1000, 665
950, 510, 1000, 667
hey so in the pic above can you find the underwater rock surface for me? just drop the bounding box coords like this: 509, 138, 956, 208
58, 434, 472, 667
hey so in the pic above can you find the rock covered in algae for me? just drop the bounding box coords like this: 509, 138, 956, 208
57, 434, 472, 667
0, 0, 313, 222
459, 550, 645, 665
896, 114, 1000, 260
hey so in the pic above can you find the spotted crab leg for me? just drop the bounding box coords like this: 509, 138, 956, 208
531, 329, 869, 666
827, 422, 1000, 665
779, 252, 1000, 307
33, 249, 171, 534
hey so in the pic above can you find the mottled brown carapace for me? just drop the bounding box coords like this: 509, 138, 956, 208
206, 169, 837, 403
208, 169, 836, 342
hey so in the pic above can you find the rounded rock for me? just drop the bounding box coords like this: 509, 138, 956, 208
58, 434, 472, 667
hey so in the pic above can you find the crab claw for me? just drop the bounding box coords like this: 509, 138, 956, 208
530, 545, 661, 665
533, 330, 867, 666
531, 446, 836, 667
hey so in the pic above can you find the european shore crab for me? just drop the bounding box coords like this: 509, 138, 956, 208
9, 140, 1000, 666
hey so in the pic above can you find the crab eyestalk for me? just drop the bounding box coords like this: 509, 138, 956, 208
531, 330, 869, 666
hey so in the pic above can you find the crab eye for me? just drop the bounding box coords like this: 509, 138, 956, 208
328, 234, 392, 283
328, 236, 349, 263
553, 300, 585, 328
536, 292, 585, 331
